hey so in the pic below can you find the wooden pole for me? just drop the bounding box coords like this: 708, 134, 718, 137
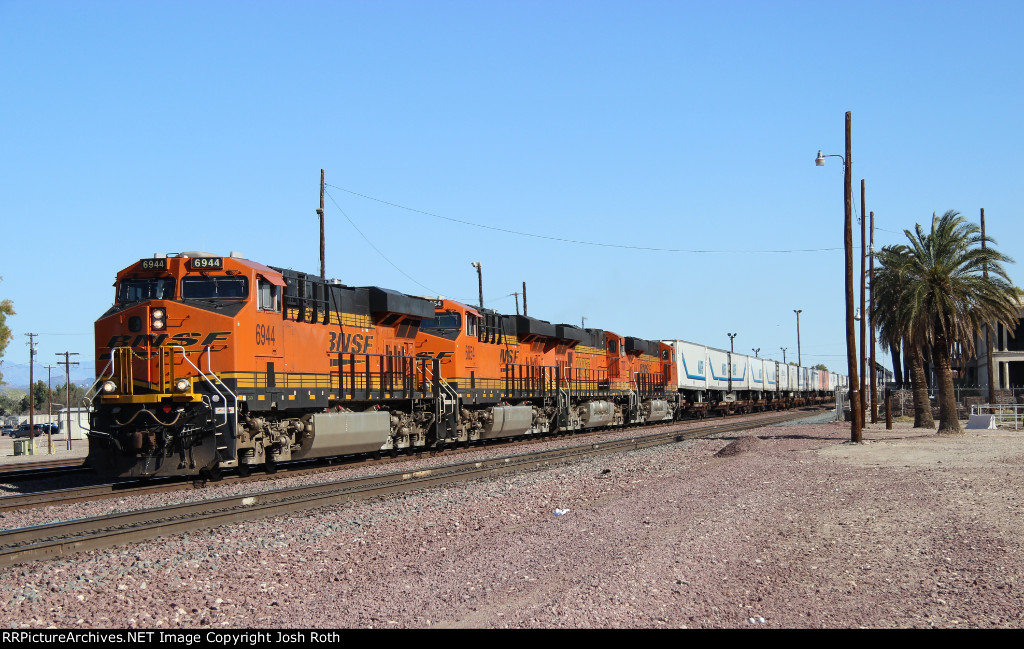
56, 352, 79, 450
982, 208, 995, 404
885, 387, 892, 430
870, 210, 878, 423
860, 179, 867, 427
845, 112, 862, 442
319, 169, 326, 278
26, 333, 36, 449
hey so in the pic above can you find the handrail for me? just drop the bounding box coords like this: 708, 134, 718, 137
204, 346, 238, 432
421, 360, 459, 408
336, 352, 435, 399
159, 345, 233, 429
83, 352, 118, 404
79, 350, 121, 433
969, 403, 1023, 430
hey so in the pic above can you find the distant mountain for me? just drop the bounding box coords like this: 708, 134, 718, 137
0, 363, 95, 392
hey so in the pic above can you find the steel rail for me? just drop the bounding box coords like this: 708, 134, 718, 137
0, 460, 89, 481
0, 407, 819, 513
0, 409, 818, 567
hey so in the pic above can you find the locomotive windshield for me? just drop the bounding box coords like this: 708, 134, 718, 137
118, 277, 175, 304
420, 311, 462, 339
181, 276, 249, 300
421, 311, 461, 330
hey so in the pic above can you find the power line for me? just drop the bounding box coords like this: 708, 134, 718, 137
323, 190, 443, 296
328, 184, 842, 254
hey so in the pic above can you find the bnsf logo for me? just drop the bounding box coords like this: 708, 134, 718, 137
105, 332, 232, 348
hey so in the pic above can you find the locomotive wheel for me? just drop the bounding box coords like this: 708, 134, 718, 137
202, 465, 223, 482
264, 460, 278, 474
237, 463, 251, 478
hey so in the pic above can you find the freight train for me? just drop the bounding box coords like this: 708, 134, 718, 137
84, 251, 846, 479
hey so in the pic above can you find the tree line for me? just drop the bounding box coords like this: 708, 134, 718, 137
0, 381, 87, 417
872, 210, 1020, 434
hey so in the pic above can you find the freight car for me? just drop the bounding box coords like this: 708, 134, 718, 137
84, 252, 843, 479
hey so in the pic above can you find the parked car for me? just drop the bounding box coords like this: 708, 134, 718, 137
13, 425, 43, 438
0, 426, 14, 437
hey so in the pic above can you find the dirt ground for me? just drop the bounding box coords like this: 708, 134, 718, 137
1, 415, 1023, 628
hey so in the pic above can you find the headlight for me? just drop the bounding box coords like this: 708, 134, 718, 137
151, 307, 166, 330
174, 378, 191, 392
101, 381, 117, 394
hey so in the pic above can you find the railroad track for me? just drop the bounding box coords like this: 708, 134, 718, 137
0, 408, 823, 567
0, 407, 826, 513
0, 459, 89, 481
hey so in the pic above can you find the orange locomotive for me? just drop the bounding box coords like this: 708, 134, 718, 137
86, 252, 678, 479
416, 299, 677, 440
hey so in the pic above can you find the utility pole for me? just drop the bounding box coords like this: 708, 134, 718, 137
522, 281, 527, 316
860, 179, 868, 425
815, 112, 861, 441
317, 169, 326, 278
470, 262, 483, 309
870, 210, 878, 423
727, 332, 737, 394
56, 352, 79, 450
982, 208, 995, 404
846, 113, 862, 442
45, 364, 54, 454
512, 292, 520, 315
793, 309, 802, 368
26, 333, 36, 450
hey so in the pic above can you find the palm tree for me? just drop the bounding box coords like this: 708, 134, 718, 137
872, 244, 934, 428
899, 210, 1018, 434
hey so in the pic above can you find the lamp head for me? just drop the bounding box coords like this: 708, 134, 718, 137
815, 150, 826, 166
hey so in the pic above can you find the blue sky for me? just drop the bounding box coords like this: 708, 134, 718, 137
1, 0, 1022, 387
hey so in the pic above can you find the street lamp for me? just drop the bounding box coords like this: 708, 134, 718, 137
780, 347, 787, 364
815, 111, 863, 443
793, 309, 802, 369
727, 333, 737, 394
752, 348, 760, 358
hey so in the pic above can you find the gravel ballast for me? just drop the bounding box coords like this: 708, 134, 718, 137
1, 416, 1022, 629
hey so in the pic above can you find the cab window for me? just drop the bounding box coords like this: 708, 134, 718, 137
181, 276, 249, 299
466, 314, 478, 337
420, 311, 462, 340
257, 278, 280, 311
118, 277, 175, 304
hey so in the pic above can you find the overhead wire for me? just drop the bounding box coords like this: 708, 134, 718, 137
328, 184, 842, 254
324, 190, 444, 296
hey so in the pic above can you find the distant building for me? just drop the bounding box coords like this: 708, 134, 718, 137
872, 360, 894, 388
57, 407, 90, 440
964, 298, 1024, 391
